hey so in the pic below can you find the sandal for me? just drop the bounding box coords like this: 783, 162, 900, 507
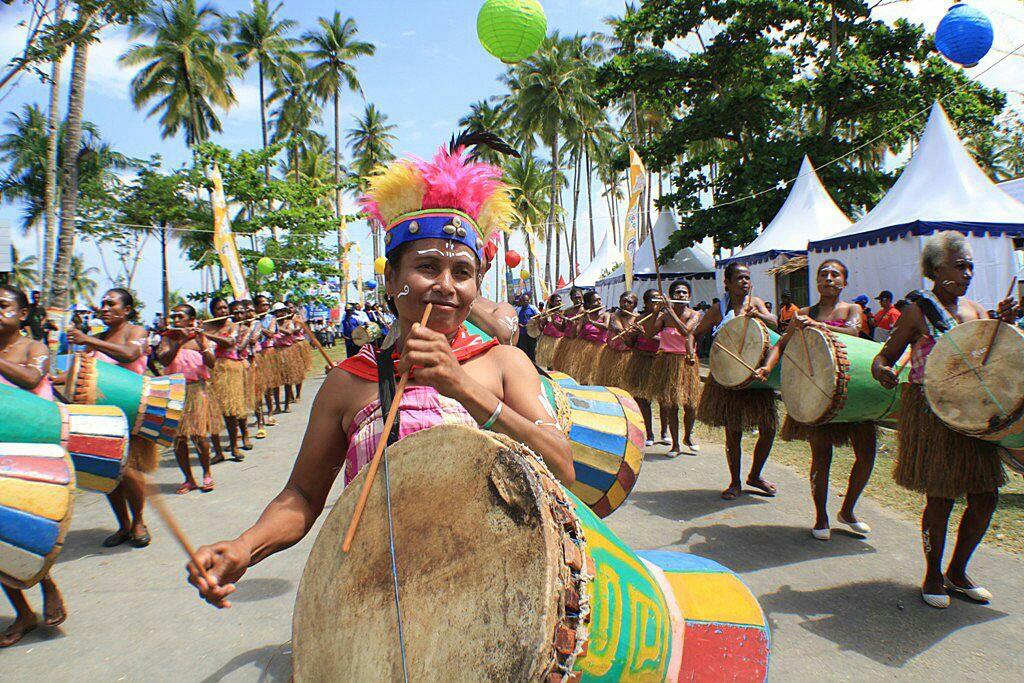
130, 525, 151, 548
265, 417, 278, 426
210, 454, 226, 465
721, 485, 742, 501
176, 481, 198, 495
199, 475, 215, 492
102, 528, 132, 547
255, 429, 267, 439
746, 477, 778, 497
0, 616, 38, 648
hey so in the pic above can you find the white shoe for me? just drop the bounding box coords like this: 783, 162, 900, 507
836, 513, 871, 536
944, 575, 992, 603
658, 437, 671, 445
921, 590, 950, 609
644, 439, 655, 447
811, 527, 831, 541
686, 442, 701, 453
665, 450, 679, 459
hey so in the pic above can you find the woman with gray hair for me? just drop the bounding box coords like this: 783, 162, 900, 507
872, 231, 1016, 609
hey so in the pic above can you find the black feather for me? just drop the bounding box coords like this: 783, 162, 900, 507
448, 128, 522, 160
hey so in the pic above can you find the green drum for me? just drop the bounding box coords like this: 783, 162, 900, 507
924, 320, 1024, 447
292, 425, 769, 681
710, 316, 781, 390
781, 327, 901, 425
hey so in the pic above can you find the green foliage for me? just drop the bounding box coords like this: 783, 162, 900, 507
596, 0, 1009, 258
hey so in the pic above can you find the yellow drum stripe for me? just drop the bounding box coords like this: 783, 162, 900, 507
0, 478, 70, 521
663, 573, 765, 626
75, 471, 117, 494
572, 443, 626, 475
623, 441, 643, 473
568, 479, 603, 504
67, 404, 123, 416
565, 387, 618, 403
605, 481, 627, 510
570, 410, 627, 436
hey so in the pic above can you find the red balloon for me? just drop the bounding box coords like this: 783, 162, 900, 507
505, 250, 522, 268
483, 241, 499, 261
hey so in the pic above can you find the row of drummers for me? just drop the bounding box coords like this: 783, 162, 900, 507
0, 286, 314, 645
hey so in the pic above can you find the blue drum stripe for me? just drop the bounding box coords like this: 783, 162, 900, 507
0, 504, 58, 556
569, 425, 627, 455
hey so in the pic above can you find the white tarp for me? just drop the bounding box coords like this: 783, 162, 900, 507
555, 227, 620, 294
596, 210, 717, 306
1000, 177, 1024, 204
716, 156, 851, 301
0, 220, 11, 274
808, 102, 1024, 309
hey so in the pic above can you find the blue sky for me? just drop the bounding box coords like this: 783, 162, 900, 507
2, 0, 1023, 314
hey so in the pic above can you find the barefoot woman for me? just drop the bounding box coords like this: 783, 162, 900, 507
186, 138, 573, 607
757, 260, 875, 539
65, 288, 154, 547
872, 232, 1012, 608
0, 285, 67, 646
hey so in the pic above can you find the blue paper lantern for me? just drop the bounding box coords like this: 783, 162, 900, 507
935, 3, 993, 68
365, 280, 378, 290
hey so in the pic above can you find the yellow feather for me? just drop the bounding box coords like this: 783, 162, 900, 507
476, 185, 517, 237
364, 162, 426, 225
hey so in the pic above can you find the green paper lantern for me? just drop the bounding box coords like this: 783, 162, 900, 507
257, 257, 275, 275
477, 0, 547, 64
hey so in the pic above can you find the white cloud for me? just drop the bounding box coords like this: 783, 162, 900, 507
401, 30, 417, 38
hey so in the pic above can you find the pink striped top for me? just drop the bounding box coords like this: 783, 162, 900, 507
633, 335, 660, 353
579, 322, 607, 344
344, 385, 477, 486
542, 317, 565, 338
164, 348, 210, 382
92, 348, 148, 376
659, 327, 689, 354
0, 371, 54, 401
908, 335, 935, 385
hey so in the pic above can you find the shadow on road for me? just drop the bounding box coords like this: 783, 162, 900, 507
200, 642, 292, 683
230, 577, 294, 603
759, 581, 1009, 667
57, 527, 135, 562
674, 523, 877, 573
628, 488, 771, 523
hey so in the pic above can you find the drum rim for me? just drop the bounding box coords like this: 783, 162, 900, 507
781, 327, 845, 425
65, 352, 95, 404
923, 320, 1024, 436
711, 316, 770, 389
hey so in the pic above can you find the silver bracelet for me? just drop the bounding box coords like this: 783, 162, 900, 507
480, 400, 503, 430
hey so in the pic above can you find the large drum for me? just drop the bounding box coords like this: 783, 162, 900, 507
710, 316, 780, 390
999, 447, 1024, 475
781, 327, 902, 425
0, 444, 75, 589
66, 352, 185, 447
0, 383, 130, 494
545, 371, 646, 518
924, 320, 1024, 447
292, 425, 769, 681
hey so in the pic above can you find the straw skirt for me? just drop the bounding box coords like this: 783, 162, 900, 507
697, 376, 778, 432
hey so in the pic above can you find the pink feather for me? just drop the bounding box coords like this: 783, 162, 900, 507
415, 147, 504, 220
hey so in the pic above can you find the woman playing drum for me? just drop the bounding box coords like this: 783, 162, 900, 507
691, 263, 779, 500
872, 231, 1014, 609
64, 288, 154, 548
185, 137, 573, 608
756, 259, 875, 540
653, 280, 702, 457
0, 285, 67, 646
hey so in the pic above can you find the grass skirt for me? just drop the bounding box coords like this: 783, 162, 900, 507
697, 376, 778, 432
536, 335, 559, 369
254, 350, 276, 394
780, 416, 874, 448
894, 383, 1006, 498
622, 350, 657, 401
572, 340, 604, 385
178, 380, 220, 438
595, 347, 630, 390
650, 352, 702, 409
297, 339, 314, 374
126, 435, 159, 473
279, 345, 306, 385
551, 337, 582, 377
243, 360, 257, 413
209, 357, 250, 418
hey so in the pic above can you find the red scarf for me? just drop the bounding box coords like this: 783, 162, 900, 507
338, 324, 499, 381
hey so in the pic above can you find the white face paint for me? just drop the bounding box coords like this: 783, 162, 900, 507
395, 284, 411, 300
0, 311, 16, 319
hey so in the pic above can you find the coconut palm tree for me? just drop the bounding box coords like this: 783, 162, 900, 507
68, 253, 100, 306
458, 100, 514, 163
228, 0, 303, 186
504, 154, 552, 301
269, 67, 323, 180
347, 103, 396, 274
9, 247, 38, 290
120, 0, 240, 146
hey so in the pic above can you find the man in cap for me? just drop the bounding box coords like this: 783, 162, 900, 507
872, 290, 901, 342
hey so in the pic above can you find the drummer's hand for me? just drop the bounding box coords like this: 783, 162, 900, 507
65, 328, 89, 345
397, 321, 467, 399
685, 353, 697, 365
752, 364, 771, 382
872, 363, 899, 390
996, 297, 1017, 323
791, 314, 817, 330
187, 539, 250, 609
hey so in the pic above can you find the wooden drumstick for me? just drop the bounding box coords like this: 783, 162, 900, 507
737, 286, 754, 354
981, 277, 1018, 366
342, 303, 433, 553
713, 341, 757, 373
298, 319, 335, 368
145, 482, 215, 586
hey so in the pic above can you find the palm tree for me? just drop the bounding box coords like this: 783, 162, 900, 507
120, 0, 240, 147
347, 103, 395, 274
504, 154, 552, 302
458, 100, 513, 163
228, 0, 302, 187
269, 66, 323, 180
68, 253, 100, 306
304, 12, 374, 290
10, 247, 38, 290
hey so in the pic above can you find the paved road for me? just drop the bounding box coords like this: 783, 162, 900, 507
3, 374, 1022, 681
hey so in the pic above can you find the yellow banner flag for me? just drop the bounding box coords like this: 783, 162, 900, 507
209, 164, 250, 300
623, 147, 647, 292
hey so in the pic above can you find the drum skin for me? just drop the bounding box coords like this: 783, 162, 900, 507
710, 317, 780, 390
0, 443, 75, 589
545, 371, 646, 518
292, 425, 770, 682
924, 320, 1024, 447
781, 327, 901, 425
0, 383, 130, 494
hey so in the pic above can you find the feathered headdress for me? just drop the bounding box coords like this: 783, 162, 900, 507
359, 130, 519, 262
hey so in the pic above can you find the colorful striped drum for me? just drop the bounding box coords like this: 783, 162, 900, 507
545, 371, 646, 518
637, 551, 771, 682
66, 352, 185, 447
0, 444, 75, 589
540, 373, 573, 436
0, 383, 130, 494
711, 317, 781, 390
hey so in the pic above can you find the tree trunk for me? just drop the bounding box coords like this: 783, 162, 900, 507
547, 131, 560, 290
554, 222, 561, 286
585, 145, 596, 259
570, 151, 581, 279
50, 26, 91, 310
40, 9, 65, 306
258, 60, 277, 234
333, 90, 348, 299
527, 234, 538, 305
544, 225, 552, 290
161, 223, 170, 318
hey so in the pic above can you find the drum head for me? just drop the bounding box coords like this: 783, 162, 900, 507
780, 327, 839, 425
293, 426, 573, 681
527, 318, 542, 339
924, 320, 1024, 436
711, 316, 769, 388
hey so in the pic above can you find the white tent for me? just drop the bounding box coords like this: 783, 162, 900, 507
808, 102, 1024, 308
716, 156, 851, 305
596, 210, 717, 306
555, 227, 620, 295
1000, 177, 1024, 204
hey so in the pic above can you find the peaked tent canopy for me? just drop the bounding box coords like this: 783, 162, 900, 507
555, 227, 621, 295
717, 156, 851, 304
1000, 177, 1024, 204
596, 210, 717, 306
808, 102, 1024, 308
